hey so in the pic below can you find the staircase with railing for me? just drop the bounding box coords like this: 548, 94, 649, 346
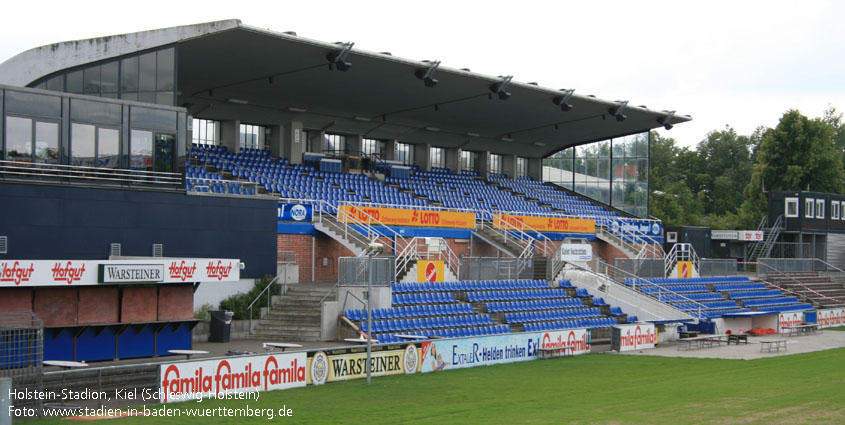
747, 215, 783, 262
664, 243, 700, 278
473, 215, 556, 280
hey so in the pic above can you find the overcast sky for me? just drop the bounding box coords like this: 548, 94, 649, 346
2, 0, 843, 148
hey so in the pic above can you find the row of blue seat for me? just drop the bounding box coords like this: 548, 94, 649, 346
467, 289, 569, 302
390, 279, 549, 293
392, 293, 456, 305
689, 308, 752, 319
757, 303, 814, 312
345, 304, 474, 321
743, 297, 799, 307
729, 290, 783, 300
361, 315, 495, 333
659, 293, 729, 303
640, 285, 709, 294
626, 276, 751, 285
713, 283, 767, 292
505, 308, 602, 324
486, 298, 584, 313
523, 317, 620, 332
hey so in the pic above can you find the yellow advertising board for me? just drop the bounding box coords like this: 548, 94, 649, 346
338, 205, 475, 229
416, 260, 445, 282
493, 214, 595, 234
306, 344, 420, 385
677, 261, 693, 278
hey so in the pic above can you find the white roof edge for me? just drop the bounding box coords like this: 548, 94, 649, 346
0, 19, 242, 87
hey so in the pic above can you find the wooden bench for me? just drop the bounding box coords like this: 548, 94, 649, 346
760, 340, 787, 353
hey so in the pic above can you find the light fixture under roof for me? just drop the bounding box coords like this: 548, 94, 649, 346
534, 142, 546, 147
288, 107, 307, 113
501, 136, 514, 142
424, 126, 440, 132
466, 132, 480, 137
227, 98, 248, 105
354, 116, 371, 122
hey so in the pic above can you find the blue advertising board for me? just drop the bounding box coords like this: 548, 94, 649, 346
419, 332, 540, 373
278, 203, 312, 222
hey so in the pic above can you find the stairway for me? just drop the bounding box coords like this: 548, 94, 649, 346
313, 214, 369, 256
747, 215, 783, 261
472, 226, 528, 258
533, 256, 548, 280
250, 283, 336, 341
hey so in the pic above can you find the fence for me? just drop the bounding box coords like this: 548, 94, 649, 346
1, 312, 43, 412
757, 258, 844, 279
277, 250, 296, 264
338, 256, 395, 286
612, 259, 664, 278
699, 259, 737, 277
766, 242, 813, 259
459, 257, 534, 281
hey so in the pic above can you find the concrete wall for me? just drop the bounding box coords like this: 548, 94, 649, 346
193, 278, 256, 310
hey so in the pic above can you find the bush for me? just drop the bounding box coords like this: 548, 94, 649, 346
194, 303, 215, 320
219, 275, 276, 320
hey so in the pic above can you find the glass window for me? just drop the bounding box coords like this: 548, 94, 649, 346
83, 65, 101, 94
395, 142, 413, 164
156, 48, 175, 91
5, 90, 62, 117
516, 157, 528, 177
323, 133, 345, 153
98, 128, 120, 168
66, 70, 83, 94
120, 56, 139, 93
816, 199, 825, 219
34, 121, 59, 164
805, 198, 814, 218
832, 201, 841, 220
5, 116, 33, 162
46, 76, 64, 92
138, 52, 157, 93
489, 153, 502, 174
785, 198, 799, 218
71, 123, 96, 167
241, 124, 267, 150
154, 133, 175, 172
131, 129, 153, 170
100, 61, 119, 94
460, 150, 477, 171
192, 119, 220, 145
362, 138, 381, 156
430, 147, 444, 169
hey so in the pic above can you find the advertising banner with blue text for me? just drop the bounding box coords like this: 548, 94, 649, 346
419, 333, 540, 373
278, 203, 312, 222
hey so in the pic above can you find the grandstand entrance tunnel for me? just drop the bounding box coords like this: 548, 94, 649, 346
0, 20, 715, 348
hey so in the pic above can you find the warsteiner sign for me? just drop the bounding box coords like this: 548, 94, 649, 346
338, 205, 475, 229
306, 344, 419, 384
493, 214, 595, 234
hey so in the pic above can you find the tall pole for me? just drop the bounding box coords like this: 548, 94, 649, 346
366, 255, 374, 385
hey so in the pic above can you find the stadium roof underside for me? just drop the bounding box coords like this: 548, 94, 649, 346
0, 19, 691, 158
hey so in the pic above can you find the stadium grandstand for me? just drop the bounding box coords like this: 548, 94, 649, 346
1, 19, 842, 420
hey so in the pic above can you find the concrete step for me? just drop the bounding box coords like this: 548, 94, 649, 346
254, 323, 322, 332
250, 329, 321, 337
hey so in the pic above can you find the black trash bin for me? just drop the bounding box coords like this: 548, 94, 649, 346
209, 310, 234, 342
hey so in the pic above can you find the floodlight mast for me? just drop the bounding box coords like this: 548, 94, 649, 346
365, 242, 384, 384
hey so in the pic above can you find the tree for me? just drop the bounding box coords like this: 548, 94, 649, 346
694, 127, 754, 217
747, 109, 844, 194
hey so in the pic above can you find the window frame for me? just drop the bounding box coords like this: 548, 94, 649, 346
805, 198, 814, 218
816, 199, 826, 219
832, 200, 841, 220
785, 197, 799, 218
4, 114, 61, 164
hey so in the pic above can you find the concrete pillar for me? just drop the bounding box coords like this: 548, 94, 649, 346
446, 148, 460, 173
415, 144, 431, 171
220, 120, 241, 153
268, 124, 284, 159
528, 157, 542, 181
346, 134, 361, 155
502, 154, 517, 178
282, 121, 305, 164
382, 140, 396, 161
478, 151, 490, 177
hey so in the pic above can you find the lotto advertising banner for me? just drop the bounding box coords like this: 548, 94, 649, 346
539, 329, 591, 356
417, 260, 445, 282
493, 214, 595, 234
306, 344, 420, 385
420, 333, 540, 373
338, 205, 475, 229
158, 352, 307, 403
816, 308, 845, 328
614, 324, 657, 352
0, 258, 241, 287
277, 203, 312, 222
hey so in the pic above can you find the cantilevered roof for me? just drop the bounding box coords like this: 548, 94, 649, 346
0, 19, 691, 158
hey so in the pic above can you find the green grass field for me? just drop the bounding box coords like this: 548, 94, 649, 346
29, 348, 845, 425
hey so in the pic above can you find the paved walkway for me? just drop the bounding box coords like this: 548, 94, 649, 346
615, 330, 845, 360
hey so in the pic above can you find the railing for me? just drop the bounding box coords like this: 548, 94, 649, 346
247, 275, 281, 333
756, 259, 844, 305
186, 176, 260, 195
337, 257, 395, 286
588, 256, 707, 320
699, 259, 738, 277
459, 257, 533, 280
0, 159, 182, 187
747, 215, 783, 261
564, 258, 698, 322
665, 243, 699, 278
613, 258, 665, 278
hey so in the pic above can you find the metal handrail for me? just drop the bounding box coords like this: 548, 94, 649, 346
589, 256, 708, 320
665, 243, 699, 278
756, 259, 844, 305
0, 159, 182, 186
247, 275, 281, 333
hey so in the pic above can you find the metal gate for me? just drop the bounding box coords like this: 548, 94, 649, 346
0, 312, 44, 411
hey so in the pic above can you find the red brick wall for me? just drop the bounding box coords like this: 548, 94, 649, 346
314, 235, 356, 282
158, 285, 194, 320
591, 240, 630, 263
0, 288, 32, 312
78, 287, 118, 324
121, 287, 158, 322
34, 288, 77, 326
